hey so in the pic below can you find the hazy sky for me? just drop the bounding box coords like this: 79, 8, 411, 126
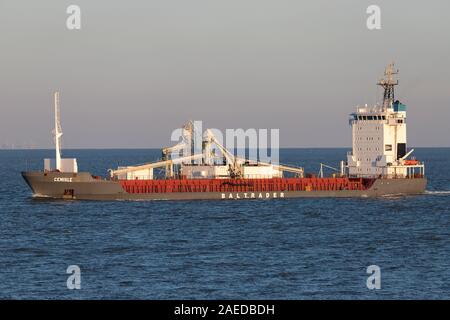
0, 0, 449, 148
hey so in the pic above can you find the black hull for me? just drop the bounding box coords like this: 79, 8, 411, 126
21, 171, 427, 201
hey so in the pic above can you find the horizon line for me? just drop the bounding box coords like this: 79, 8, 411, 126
1, 146, 450, 150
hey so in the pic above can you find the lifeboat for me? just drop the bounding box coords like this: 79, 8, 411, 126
404, 159, 420, 165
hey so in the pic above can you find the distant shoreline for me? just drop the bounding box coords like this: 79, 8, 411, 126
1, 146, 449, 150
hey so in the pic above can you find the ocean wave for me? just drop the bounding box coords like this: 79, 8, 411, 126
425, 190, 450, 195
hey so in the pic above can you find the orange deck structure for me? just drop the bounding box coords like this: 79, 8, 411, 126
119, 177, 376, 194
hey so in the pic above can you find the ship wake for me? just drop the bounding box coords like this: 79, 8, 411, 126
425, 190, 450, 195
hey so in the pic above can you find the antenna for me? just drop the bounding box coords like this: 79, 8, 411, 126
377, 62, 399, 111
53, 91, 63, 171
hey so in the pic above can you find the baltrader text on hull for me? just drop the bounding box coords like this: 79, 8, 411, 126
22, 64, 426, 200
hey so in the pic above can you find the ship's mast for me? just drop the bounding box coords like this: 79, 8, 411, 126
53, 91, 63, 171
377, 63, 399, 111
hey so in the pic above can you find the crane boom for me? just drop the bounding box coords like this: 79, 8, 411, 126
110, 154, 203, 177
205, 129, 236, 165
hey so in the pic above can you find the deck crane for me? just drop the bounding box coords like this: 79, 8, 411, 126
318, 163, 340, 178
399, 149, 415, 162
161, 121, 195, 177
203, 129, 243, 178
161, 141, 188, 178
109, 121, 306, 180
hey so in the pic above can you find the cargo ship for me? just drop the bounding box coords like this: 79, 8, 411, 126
22, 64, 426, 200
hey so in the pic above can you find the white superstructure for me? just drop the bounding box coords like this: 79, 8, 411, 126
346, 64, 424, 178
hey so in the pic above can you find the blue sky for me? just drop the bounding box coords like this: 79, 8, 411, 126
0, 0, 449, 148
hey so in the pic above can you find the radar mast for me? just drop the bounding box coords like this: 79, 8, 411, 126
53, 91, 63, 171
377, 63, 399, 111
